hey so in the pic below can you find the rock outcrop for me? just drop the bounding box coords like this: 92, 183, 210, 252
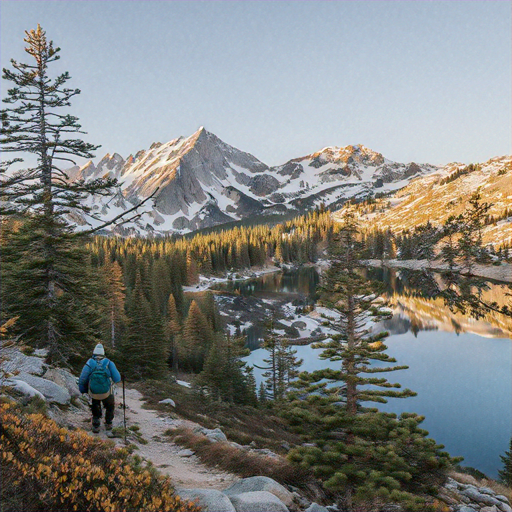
441, 478, 512, 512
1, 347, 77, 405
224, 476, 295, 507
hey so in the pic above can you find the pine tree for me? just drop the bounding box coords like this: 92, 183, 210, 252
258, 319, 303, 401
283, 214, 454, 510
440, 215, 461, 274
458, 191, 492, 274
119, 272, 167, 380
165, 293, 181, 372
180, 300, 213, 372
0, 26, 137, 364
498, 437, 511, 486
259, 323, 279, 400
103, 258, 127, 348
195, 333, 252, 404
186, 251, 199, 286
200, 291, 221, 332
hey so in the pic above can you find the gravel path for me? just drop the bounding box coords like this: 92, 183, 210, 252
63, 387, 238, 490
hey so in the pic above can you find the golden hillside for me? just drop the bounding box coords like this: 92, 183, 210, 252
336, 155, 511, 247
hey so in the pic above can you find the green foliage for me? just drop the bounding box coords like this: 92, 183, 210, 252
117, 271, 167, 380
0, 26, 121, 366
498, 438, 512, 486
282, 214, 456, 510
259, 319, 303, 401
179, 300, 214, 372
195, 333, 256, 405
1, 217, 106, 367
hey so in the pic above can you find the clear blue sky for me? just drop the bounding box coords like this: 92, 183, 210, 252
1, 1, 510, 166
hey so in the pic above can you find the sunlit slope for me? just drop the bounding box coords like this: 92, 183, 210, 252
336, 155, 511, 247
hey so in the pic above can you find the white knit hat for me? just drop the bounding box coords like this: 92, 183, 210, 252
93, 343, 105, 356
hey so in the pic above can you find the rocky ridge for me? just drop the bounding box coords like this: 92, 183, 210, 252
66, 128, 439, 235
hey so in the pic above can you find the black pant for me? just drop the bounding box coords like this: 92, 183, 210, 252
91, 394, 115, 427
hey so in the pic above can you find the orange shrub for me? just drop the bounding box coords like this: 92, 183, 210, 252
0, 403, 200, 512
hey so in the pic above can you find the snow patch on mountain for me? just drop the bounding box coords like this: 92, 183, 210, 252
67, 130, 444, 236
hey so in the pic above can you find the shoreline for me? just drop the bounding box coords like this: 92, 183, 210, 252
183, 265, 282, 293
363, 259, 512, 284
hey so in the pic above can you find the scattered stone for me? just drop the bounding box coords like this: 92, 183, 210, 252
293, 493, 310, 509
203, 427, 228, 443
497, 503, 512, 512
228, 491, 289, 512
178, 449, 195, 457
496, 496, 511, 504
158, 398, 176, 407
480, 488, 498, 496
252, 448, 280, 459
34, 348, 49, 358
280, 441, 291, 451
456, 506, 479, 512
480, 507, 499, 512
379, 505, 404, 512
306, 503, 330, 512
224, 476, 294, 507
177, 489, 236, 512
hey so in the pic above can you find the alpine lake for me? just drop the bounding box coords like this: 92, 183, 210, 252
212, 265, 512, 479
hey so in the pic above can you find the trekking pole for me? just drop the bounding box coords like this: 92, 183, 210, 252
122, 373, 127, 445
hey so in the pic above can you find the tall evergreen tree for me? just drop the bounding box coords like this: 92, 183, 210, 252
440, 215, 461, 274
179, 300, 213, 372
165, 293, 182, 372
457, 191, 492, 274
195, 333, 253, 404
284, 214, 454, 511
103, 258, 127, 348
0, 26, 138, 364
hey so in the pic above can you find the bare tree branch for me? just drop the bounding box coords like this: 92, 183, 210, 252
75, 187, 160, 236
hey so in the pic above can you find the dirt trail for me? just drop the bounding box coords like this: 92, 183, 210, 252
63, 387, 238, 490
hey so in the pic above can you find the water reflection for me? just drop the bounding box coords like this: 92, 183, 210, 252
238, 265, 511, 478
214, 267, 320, 298
363, 267, 512, 338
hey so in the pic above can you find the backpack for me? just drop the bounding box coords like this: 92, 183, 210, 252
88, 359, 112, 399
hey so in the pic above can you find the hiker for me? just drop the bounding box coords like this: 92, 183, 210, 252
78, 343, 121, 433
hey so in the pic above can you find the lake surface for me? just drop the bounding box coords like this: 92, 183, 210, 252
241, 266, 512, 479
217, 267, 320, 297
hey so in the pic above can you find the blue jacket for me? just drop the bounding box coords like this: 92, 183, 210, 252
78, 357, 121, 394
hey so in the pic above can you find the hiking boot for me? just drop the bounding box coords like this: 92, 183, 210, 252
105, 422, 112, 431
92, 425, 100, 433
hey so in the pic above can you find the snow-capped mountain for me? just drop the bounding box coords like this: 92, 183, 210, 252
68, 127, 440, 235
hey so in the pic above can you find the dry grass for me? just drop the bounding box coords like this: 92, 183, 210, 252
133, 378, 302, 452
166, 426, 313, 490
450, 471, 511, 499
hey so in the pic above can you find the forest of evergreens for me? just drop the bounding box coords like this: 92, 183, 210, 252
1, 24, 510, 512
